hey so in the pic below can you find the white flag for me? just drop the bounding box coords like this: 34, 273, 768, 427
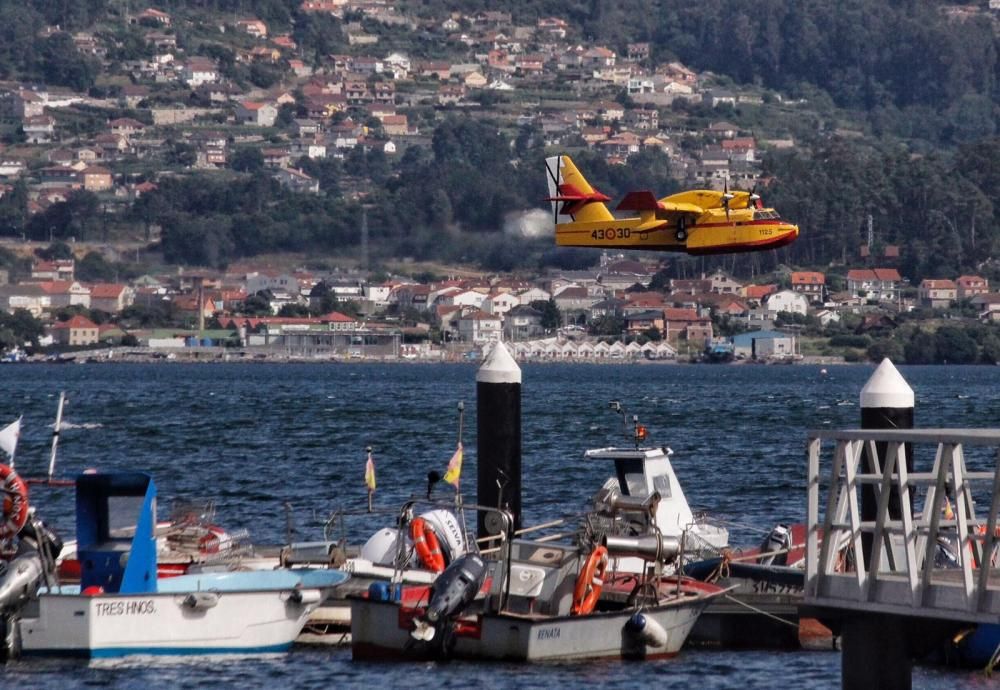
0, 417, 20, 458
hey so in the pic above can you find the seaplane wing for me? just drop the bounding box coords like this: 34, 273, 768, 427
544, 154, 799, 255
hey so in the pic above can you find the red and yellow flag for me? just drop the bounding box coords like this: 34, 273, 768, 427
443, 443, 463, 488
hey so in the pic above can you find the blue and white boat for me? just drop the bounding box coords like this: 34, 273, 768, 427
15, 472, 347, 659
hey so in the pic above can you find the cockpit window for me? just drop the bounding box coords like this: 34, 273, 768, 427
753, 210, 780, 221
616, 458, 648, 497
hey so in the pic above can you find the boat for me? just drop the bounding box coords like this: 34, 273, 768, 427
581, 404, 833, 649
7, 471, 348, 659
349, 501, 725, 662
703, 340, 735, 363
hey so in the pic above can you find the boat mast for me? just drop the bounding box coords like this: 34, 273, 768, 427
47, 392, 66, 480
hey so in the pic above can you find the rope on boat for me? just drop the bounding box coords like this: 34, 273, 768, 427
721, 594, 800, 630
985, 639, 1000, 677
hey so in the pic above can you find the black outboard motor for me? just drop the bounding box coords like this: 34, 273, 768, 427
15, 518, 63, 561
410, 554, 488, 645
758, 524, 791, 566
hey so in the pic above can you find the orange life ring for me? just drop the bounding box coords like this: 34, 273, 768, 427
572, 545, 609, 615
0, 463, 28, 540
410, 518, 445, 572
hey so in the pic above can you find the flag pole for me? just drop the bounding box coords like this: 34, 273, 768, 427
6, 415, 21, 470
455, 401, 469, 549
47, 392, 66, 480
365, 445, 374, 513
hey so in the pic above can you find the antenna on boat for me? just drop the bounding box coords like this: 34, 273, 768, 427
47, 392, 66, 481
608, 400, 647, 449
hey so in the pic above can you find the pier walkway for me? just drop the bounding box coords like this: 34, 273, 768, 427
805, 428, 1000, 688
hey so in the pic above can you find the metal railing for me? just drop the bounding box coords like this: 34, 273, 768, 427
806, 428, 1000, 624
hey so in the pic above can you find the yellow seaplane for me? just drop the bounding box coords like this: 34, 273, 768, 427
544, 155, 799, 255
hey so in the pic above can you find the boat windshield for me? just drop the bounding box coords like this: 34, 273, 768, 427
616, 458, 648, 497
107, 495, 146, 539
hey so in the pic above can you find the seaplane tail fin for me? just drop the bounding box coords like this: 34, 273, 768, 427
544, 155, 614, 224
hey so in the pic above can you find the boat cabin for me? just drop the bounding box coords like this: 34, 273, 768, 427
76, 472, 158, 594
585, 446, 695, 538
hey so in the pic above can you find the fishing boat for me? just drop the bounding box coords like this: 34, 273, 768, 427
582, 403, 829, 649
7, 471, 348, 659
349, 501, 725, 662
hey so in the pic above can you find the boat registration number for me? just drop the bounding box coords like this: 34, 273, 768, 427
96, 600, 157, 616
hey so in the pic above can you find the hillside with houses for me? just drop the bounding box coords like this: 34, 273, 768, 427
2, 246, 999, 366
0, 1, 996, 363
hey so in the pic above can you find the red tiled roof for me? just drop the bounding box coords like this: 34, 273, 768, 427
791, 271, 825, 285
89, 283, 125, 299
52, 315, 98, 329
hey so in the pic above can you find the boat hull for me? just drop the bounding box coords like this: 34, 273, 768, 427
350, 597, 710, 662
18, 570, 348, 658
20, 590, 316, 658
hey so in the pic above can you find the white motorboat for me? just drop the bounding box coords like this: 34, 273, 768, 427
9, 471, 348, 659
350, 502, 725, 662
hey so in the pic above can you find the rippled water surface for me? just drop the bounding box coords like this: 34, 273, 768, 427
0, 362, 997, 688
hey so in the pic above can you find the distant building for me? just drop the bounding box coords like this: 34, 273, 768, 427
846, 268, 903, 302
764, 289, 808, 316
790, 271, 825, 301
50, 315, 99, 346
273, 167, 319, 194
918, 279, 957, 309
732, 330, 796, 360
235, 101, 278, 127
956, 275, 989, 300
503, 304, 545, 341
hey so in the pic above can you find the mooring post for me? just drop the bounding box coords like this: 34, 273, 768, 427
841, 359, 915, 690
476, 341, 522, 539
841, 614, 912, 690
859, 358, 914, 567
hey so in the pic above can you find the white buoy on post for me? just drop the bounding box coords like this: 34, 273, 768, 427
859, 359, 915, 565
842, 359, 917, 690
476, 341, 522, 539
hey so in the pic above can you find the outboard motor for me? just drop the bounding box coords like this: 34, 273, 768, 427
0, 517, 60, 662
360, 527, 413, 568
410, 554, 487, 644
758, 524, 791, 566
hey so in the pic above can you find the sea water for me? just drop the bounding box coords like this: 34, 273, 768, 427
0, 362, 996, 688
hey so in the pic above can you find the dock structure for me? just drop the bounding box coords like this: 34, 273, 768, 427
805, 427, 1000, 689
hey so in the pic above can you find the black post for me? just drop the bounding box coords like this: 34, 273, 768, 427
859, 358, 914, 568
476, 341, 522, 539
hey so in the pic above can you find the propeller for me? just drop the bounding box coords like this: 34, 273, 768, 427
722, 179, 734, 221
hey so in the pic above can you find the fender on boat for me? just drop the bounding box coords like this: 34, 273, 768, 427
625, 611, 668, 648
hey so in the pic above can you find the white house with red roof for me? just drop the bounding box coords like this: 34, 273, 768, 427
38, 281, 90, 309
918, 279, 957, 309
482, 291, 520, 317
236, 101, 278, 127
956, 275, 989, 300
89, 283, 134, 313
790, 271, 825, 301
32, 259, 74, 281
457, 309, 502, 344
846, 268, 903, 302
